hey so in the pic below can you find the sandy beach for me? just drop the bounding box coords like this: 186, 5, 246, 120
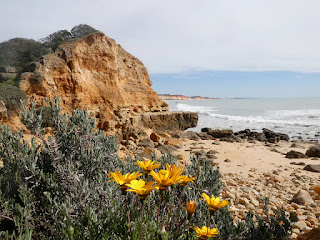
119, 130, 320, 239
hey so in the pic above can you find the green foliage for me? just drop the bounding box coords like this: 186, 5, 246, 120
0, 98, 296, 239
41, 30, 73, 51
0, 38, 49, 70
0, 85, 26, 116
71, 24, 98, 39
41, 24, 97, 51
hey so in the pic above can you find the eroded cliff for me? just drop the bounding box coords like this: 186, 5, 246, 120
13, 32, 197, 136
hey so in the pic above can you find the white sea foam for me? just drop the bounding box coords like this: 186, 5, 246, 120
168, 99, 320, 141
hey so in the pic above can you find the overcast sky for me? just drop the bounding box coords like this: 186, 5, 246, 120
1, 0, 320, 97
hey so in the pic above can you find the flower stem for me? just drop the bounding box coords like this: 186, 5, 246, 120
166, 187, 174, 230
155, 193, 162, 240
125, 195, 133, 239
207, 213, 211, 236
141, 201, 144, 240
176, 189, 183, 234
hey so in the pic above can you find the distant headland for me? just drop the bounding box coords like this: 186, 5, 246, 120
159, 94, 218, 100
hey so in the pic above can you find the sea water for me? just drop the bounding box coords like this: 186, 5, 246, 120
166, 98, 320, 142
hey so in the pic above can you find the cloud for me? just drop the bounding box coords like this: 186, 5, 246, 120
1, 0, 320, 73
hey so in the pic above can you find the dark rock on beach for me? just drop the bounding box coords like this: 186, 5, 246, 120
233, 128, 289, 143
306, 145, 320, 157
303, 164, 320, 172
202, 128, 234, 138
285, 150, 308, 159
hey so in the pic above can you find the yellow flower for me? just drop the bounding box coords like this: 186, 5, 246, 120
107, 171, 142, 190
136, 159, 161, 174
126, 179, 159, 200
201, 193, 229, 214
149, 164, 183, 190
177, 175, 196, 187
185, 200, 196, 216
166, 163, 184, 178
193, 226, 218, 239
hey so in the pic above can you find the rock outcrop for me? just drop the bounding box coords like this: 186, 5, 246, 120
4, 32, 197, 135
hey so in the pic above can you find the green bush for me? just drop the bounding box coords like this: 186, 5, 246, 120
0, 98, 295, 239
0, 85, 26, 117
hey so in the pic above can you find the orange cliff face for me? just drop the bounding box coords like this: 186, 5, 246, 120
10, 32, 197, 136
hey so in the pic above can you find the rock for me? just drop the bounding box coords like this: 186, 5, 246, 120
205, 129, 234, 138
293, 221, 307, 231
141, 111, 198, 132
303, 164, 320, 173
138, 138, 155, 148
296, 226, 320, 240
291, 143, 300, 148
164, 137, 181, 146
180, 131, 201, 141
290, 162, 306, 166
286, 150, 308, 159
197, 132, 214, 140
263, 128, 289, 142
271, 176, 282, 183
306, 145, 320, 157
156, 144, 177, 154
150, 132, 161, 143
224, 159, 231, 162
290, 190, 314, 205
314, 186, 320, 195
0, 101, 8, 123
144, 147, 162, 159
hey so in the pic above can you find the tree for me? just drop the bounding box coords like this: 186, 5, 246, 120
70, 24, 97, 38
40, 30, 72, 51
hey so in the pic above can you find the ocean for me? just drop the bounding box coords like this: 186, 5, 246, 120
166, 98, 320, 142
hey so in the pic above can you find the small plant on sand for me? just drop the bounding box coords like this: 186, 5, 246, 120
0, 97, 296, 239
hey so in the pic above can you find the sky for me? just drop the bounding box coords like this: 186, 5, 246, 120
1, 0, 320, 98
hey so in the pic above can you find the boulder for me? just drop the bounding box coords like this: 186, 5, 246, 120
285, 150, 308, 159
206, 129, 233, 138
290, 190, 314, 205
306, 145, 320, 157
263, 128, 289, 142
303, 164, 320, 173
296, 226, 320, 240
140, 111, 198, 132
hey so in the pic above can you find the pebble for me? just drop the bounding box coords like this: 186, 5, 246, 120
219, 164, 320, 239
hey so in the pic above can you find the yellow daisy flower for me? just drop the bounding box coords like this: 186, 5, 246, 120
177, 175, 196, 187
149, 164, 182, 190
201, 193, 229, 214
107, 171, 142, 190
126, 179, 159, 200
194, 226, 218, 239
135, 159, 161, 174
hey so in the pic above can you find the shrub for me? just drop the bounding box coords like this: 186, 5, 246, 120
0, 85, 26, 117
0, 98, 296, 239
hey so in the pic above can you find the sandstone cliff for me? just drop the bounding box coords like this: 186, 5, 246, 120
10, 32, 197, 136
